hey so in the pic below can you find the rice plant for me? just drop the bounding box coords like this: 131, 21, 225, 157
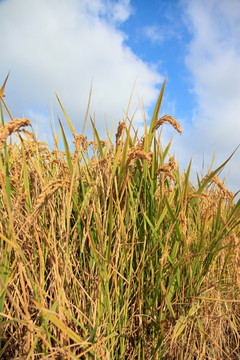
0, 75, 240, 359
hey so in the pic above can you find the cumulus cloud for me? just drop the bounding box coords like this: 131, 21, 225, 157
0, 0, 163, 144
175, 0, 240, 194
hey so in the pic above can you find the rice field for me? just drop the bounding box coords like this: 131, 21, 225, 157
0, 76, 240, 359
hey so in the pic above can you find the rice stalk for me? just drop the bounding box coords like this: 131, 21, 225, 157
0, 76, 239, 359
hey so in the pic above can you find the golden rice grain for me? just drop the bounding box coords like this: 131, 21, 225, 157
73, 134, 94, 153
155, 157, 176, 182
153, 115, 182, 135
0, 118, 31, 150
115, 121, 126, 147
155, 164, 175, 181
202, 173, 233, 200
29, 179, 71, 222
126, 145, 152, 167
212, 175, 233, 200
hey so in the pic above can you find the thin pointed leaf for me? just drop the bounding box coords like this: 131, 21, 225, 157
90, 116, 104, 158
20, 137, 32, 212
148, 78, 167, 151
58, 116, 73, 174
162, 134, 174, 163
195, 145, 239, 196
82, 81, 93, 135
55, 91, 75, 136
0, 72, 10, 99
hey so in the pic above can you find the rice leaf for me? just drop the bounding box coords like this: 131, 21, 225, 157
0, 72, 10, 100
147, 78, 166, 151
58, 115, 73, 174
195, 145, 239, 196
90, 116, 104, 158
55, 91, 75, 136
20, 136, 32, 212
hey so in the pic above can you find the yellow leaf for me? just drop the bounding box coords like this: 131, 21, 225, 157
0, 72, 10, 99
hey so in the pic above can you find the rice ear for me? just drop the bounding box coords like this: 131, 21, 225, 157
0, 118, 31, 150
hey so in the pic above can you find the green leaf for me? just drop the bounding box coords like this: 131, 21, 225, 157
147, 78, 166, 151
1, 104, 12, 210
89, 325, 98, 343
90, 116, 104, 158
171, 302, 199, 346
58, 116, 73, 174
183, 160, 192, 201
20, 137, 32, 212
162, 134, 173, 163
55, 91, 75, 136
195, 146, 239, 196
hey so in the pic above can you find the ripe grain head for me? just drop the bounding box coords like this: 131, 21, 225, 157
0, 117, 31, 150
153, 114, 182, 135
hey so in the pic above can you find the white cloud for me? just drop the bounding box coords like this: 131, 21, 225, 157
80, 0, 132, 24
142, 23, 182, 45
175, 0, 240, 195
0, 0, 163, 143
143, 25, 165, 44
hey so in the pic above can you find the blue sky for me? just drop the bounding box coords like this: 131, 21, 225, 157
0, 0, 240, 194
120, 0, 194, 118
